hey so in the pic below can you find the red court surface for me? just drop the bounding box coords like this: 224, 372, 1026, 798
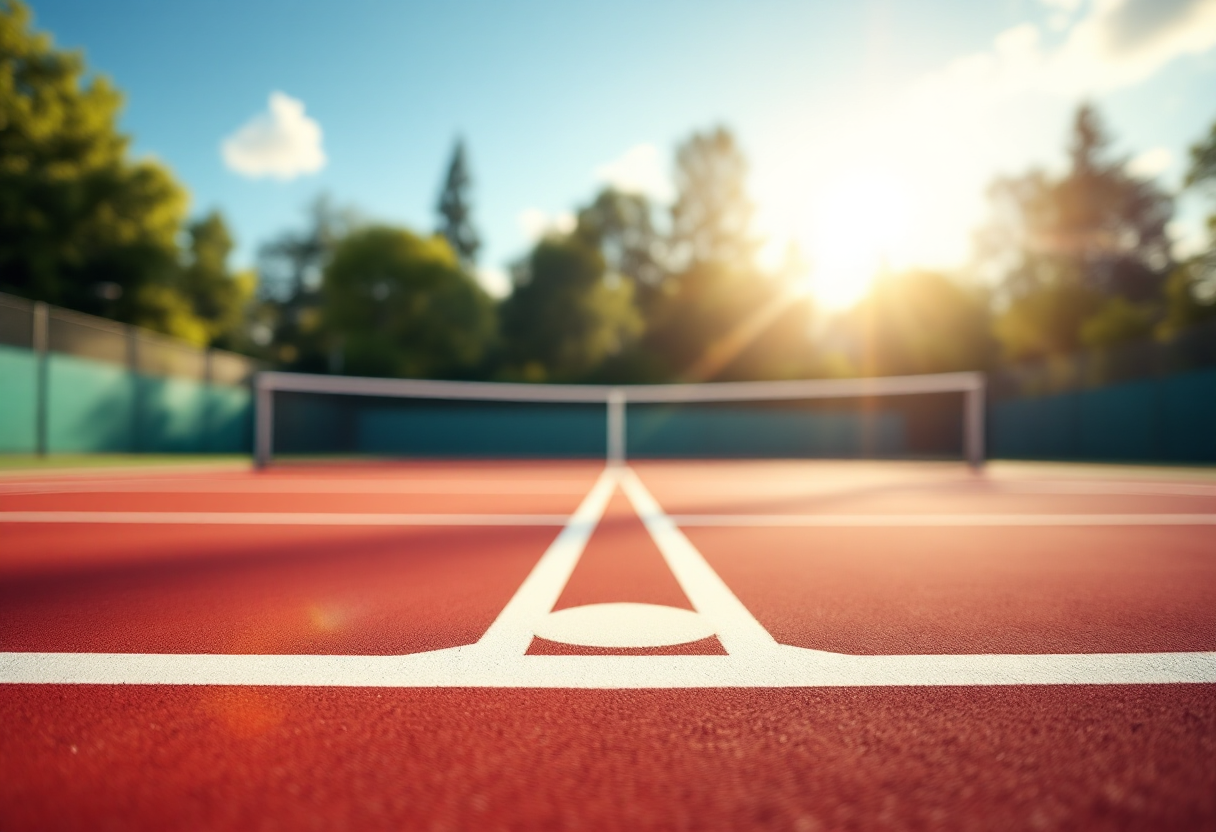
2, 459, 1214, 830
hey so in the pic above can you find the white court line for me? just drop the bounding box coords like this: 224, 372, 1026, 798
0, 512, 571, 526
668, 514, 1216, 527
1, 465, 1215, 688
996, 481, 1216, 497
475, 468, 618, 656
619, 469, 779, 656
0, 479, 591, 496
4, 649, 1213, 688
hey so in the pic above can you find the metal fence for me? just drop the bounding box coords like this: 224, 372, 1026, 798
0, 291, 259, 455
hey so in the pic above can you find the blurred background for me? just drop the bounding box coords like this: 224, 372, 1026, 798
2, 0, 1215, 461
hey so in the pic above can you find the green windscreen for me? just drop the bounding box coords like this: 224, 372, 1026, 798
273, 393, 609, 458
270, 388, 968, 461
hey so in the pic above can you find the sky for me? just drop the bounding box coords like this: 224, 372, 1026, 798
27, 0, 1216, 308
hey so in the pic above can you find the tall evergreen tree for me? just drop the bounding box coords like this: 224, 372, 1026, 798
436, 138, 480, 266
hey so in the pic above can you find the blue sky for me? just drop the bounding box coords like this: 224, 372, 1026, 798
28, 0, 1216, 306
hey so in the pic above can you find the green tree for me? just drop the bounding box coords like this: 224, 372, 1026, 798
850, 271, 995, 375
0, 1, 191, 330
669, 126, 755, 269
574, 187, 664, 290
179, 211, 255, 348
435, 138, 480, 266
323, 226, 494, 378
993, 280, 1102, 360
499, 235, 642, 382
1159, 114, 1216, 337
637, 126, 816, 382
980, 104, 1173, 358
257, 194, 355, 368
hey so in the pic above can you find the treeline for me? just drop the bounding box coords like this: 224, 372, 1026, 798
254, 127, 817, 384
3, 1, 1216, 384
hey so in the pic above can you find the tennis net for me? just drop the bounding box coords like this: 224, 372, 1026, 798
254, 371, 985, 467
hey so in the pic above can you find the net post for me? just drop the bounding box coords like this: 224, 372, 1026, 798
964, 373, 986, 469
607, 388, 626, 466
254, 373, 273, 470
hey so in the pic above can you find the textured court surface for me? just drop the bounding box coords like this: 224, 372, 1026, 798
2, 460, 1215, 829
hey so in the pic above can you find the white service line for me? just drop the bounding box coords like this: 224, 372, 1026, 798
0, 511, 571, 526
619, 468, 779, 656
997, 481, 1216, 497
668, 514, 1216, 527
475, 467, 619, 656
0, 479, 592, 496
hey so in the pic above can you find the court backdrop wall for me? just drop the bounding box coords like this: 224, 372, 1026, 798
991, 369, 1216, 463
0, 292, 256, 455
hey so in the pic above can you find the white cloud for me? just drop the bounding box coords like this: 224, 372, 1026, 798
1127, 146, 1174, 178
475, 266, 512, 299
913, 0, 1216, 104
594, 143, 672, 201
1040, 0, 1084, 30
222, 92, 326, 180
517, 208, 575, 241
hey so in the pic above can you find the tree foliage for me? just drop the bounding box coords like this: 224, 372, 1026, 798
981, 104, 1175, 358
574, 188, 663, 291
0, 1, 188, 321
179, 212, 255, 348
323, 226, 494, 378
849, 271, 995, 375
982, 105, 1173, 302
669, 126, 755, 269
0, 2, 255, 348
435, 138, 480, 266
499, 234, 642, 382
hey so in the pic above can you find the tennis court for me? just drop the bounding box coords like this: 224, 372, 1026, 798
2, 373, 1215, 829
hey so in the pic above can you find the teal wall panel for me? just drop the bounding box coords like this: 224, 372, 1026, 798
355, 402, 607, 457
207, 384, 253, 452
627, 406, 905, 458
47, 353, 136, 452
991, 369, 1216, 462
139, 375, 208, 452
0, 344, 37, 452
1, 349, 253, 455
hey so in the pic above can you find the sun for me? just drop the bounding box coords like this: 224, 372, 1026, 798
804, 170, 912, 309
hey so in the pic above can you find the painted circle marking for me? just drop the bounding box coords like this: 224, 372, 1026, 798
534, 602, 715, 648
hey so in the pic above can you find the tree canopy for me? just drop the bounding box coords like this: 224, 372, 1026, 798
981, 104, 1175, 359
435, 138, 480, 267
322, 226, 495, 378
0, 1, 250, 346
498, 233, 642, 382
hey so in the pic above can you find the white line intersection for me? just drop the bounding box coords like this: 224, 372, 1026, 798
2, 467, 1214, 687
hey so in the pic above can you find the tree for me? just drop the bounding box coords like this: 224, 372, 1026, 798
669, 126, 756, 269
574, 188, 664, 290
435, 138, 480, 266
1156, 115, 1216, 337
258, 194, 352, 302
849, 271, 995, 375
322, 226, 494, 379
178, 211, 255, 348
0, 1, 190, 329
257, 195, 355, 368
634, 126, 816, 382
980, 104, 1174, 358
498, 235, 642, 382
